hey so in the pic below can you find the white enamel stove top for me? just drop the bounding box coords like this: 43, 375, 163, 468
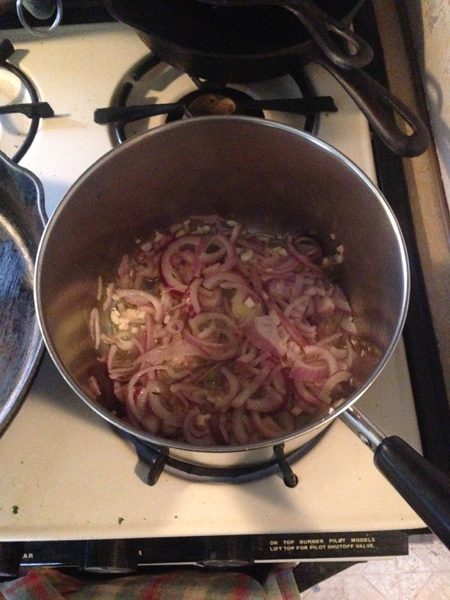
0, 23, 424, 543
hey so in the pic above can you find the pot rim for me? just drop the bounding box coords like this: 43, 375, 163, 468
34, 115, 410, 454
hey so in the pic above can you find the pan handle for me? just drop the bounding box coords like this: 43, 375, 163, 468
16, 0, 63, 36
286, 1, 373, 70
312, 54, 430, 157
0, 150, 47, 225
340, 406, 450, 549
20, 0, 55, 20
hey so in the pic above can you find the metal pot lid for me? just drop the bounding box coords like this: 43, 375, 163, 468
0, 151, 45, 435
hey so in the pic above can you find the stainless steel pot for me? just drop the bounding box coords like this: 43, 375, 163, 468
34, 117, 450, 545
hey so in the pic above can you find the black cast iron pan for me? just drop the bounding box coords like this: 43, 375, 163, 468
189, 0, 374, 70
105, 0, 430, 157
0, 152, 45, 435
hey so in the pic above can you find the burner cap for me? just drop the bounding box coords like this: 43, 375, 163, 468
187, 93, 237, 116
166, 87, 264, 122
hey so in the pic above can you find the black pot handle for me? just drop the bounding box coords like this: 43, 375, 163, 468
340, 407, 450, 549
313, 53, 430, 157
375, 436, 450, 548
286, 0, 373, 70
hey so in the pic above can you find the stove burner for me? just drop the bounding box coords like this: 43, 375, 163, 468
123, 427, 330, 487
96, 54, 337, 145
0, 39, 54, 162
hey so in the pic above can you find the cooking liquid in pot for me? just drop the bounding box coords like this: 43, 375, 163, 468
89, 215, 371, 447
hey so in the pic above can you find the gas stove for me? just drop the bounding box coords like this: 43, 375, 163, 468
0, 7, 447, 577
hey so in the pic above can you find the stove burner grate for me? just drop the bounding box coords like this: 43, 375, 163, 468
93, 53, 337, 144
123, 427, 330, 487
0, 39, 54, 163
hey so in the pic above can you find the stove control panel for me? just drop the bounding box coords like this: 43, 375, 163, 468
82, 539, 139, 574
0, 542, 24, 578
0, 530, 412, 578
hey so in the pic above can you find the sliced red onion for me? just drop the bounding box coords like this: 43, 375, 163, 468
243, 315, 285, 357
287, 242, 325, 277
303, 344, 338, 375
345, 338, 356, 367
145, 315, 155, 351
232, 407, 249, 444
189, 312, 237, 336
332, 287, 352, 314
231, 368, 270, 408
198, 286, 222, 311
196, 321, 216, 340
230, 223, 243, 244
236, 345, 258, 365
291, 380, 323, 414
106, 344, 118, 372
199, 235, 228, 264
138, 339, 204, 366
183, 409, 214, 446
117, 253, 130, 278
183, 331, 237, 361
88, 375, 101, 397
141, 413, 160, 435
102, 283, 114, 312
89, 308, 101, 350
251, 412, 283, 439
188, 278, 202, 314
272, 368, 287, 395
262, 256, 298, 275
219, 366, 239, 403
148, 393, 181, 426
276, 411, 295, 433
340, 316, 358, 334
113, 381, 126, 402
275, 308, 307, 347
166, 318, 184, 335
96, 215, 360, 447
284, 297, 307, 319
246, 391, 284, 413
329, 346, 348, 359
203, 271, 247, 290
314, 295, 336, 319
114, 289, 163, 322
126, 381, 148, 423
160, 235, 200, 292
218, 414, 230, 444
293, 236, 323, 261
319, 370, 352, 403
290, 359, 328, 383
